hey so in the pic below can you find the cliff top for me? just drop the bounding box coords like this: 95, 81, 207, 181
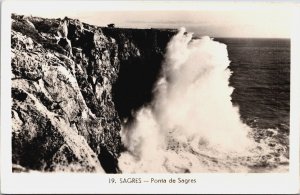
11, 13, 178, 33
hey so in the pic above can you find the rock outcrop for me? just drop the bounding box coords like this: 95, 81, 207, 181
11, 14, 176, 172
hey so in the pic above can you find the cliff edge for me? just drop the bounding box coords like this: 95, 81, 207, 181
11, 14, 177, 173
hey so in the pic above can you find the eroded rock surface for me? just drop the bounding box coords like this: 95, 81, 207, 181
11, 14, 176, 172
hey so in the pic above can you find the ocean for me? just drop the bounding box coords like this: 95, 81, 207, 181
119, 31, 290, 173
216, 38, 290, 131
216, 38, 290, 172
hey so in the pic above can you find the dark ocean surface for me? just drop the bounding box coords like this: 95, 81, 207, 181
216, 38, 290, 171
216, 38, 290, 131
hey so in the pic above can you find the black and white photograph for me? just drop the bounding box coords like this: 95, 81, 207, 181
1, 0, 299, 194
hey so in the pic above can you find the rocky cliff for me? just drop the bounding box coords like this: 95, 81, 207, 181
11, 14, 177, 173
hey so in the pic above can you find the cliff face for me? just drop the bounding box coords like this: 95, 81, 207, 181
11, 14, 176, 173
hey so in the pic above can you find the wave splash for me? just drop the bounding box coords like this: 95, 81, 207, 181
118, 28, 286, 173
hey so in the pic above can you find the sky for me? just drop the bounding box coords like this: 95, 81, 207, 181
12, 1, 294, 38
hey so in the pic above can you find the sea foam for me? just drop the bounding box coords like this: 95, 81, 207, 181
118, 28, 257, 173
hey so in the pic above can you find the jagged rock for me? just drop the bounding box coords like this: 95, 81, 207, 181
68, 19, 84, 41
11, 32, 44, 80
12, 87, 104, 172
73, 47, 83, 60
11, 14, 176, 173
57, 19, 69, 38
58, 37, 72, 56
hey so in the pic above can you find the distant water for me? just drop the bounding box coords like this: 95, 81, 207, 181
216, 38, 290, 129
